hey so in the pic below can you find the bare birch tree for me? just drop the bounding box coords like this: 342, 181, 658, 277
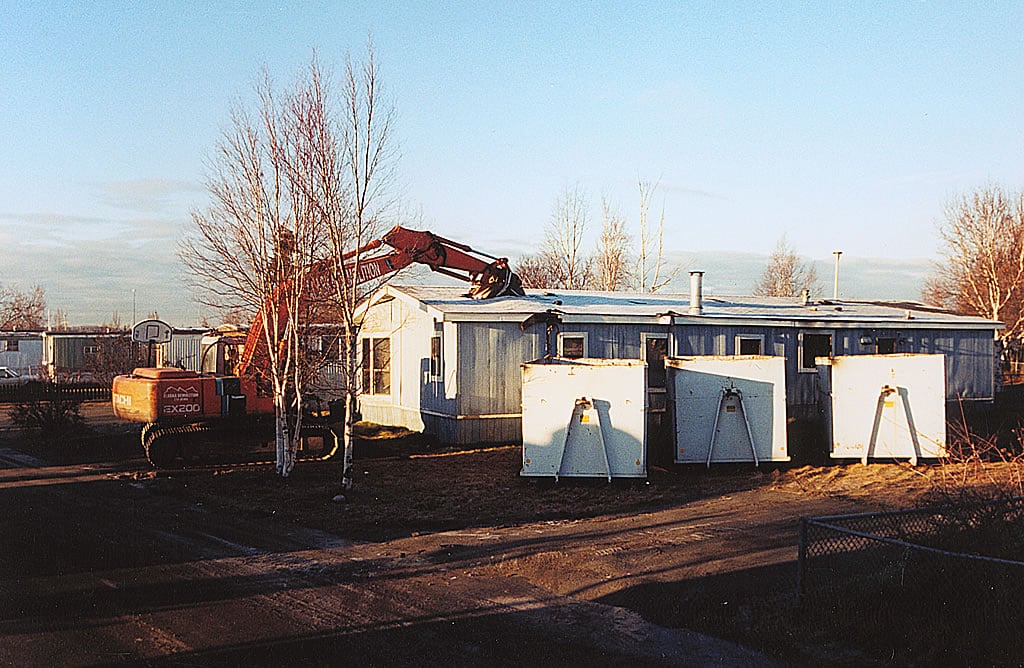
754, 236, 820, 298
635, 179, 679, 293
923, 185, 1024, 341
299, 43, 397, 493
594, 196, 633, 291
518, 184, 594, 289
181, 65, 328, 477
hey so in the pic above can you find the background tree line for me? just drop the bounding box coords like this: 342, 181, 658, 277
515, 181, 680, 292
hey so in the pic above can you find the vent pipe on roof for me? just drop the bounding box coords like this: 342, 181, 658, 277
689, 271, 704, 315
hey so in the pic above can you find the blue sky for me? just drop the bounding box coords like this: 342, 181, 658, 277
3, 2, 1024, 325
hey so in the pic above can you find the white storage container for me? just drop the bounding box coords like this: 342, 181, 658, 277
819, 353, 946, 464
521, 358, 647, 480
666, 355, 789, 465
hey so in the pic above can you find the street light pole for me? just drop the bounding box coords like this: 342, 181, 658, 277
832, 251, 843, 300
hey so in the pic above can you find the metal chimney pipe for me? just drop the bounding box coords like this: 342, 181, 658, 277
689, 271, 704, 315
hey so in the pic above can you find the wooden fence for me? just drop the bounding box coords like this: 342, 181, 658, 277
0, 382, 111, 404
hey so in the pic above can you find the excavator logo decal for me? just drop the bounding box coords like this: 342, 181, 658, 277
163, 385, 200, 402
162, 385, 201, 415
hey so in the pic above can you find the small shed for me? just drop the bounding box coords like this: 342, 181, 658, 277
819, 354, 947, 464
666, 355, 789, 465
521, 357, 647, 480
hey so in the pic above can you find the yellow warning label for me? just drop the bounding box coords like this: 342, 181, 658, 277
726, 406, 737, 413
884, 401, 894, 408
580, 414, 590, 423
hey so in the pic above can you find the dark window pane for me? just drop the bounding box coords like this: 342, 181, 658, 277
430, 335, 441, 377
362, 339, 371, 393
802, 333, 832, 369
562, 336, 585, 359
645, 336, 667, 388
739, 337, 762, 355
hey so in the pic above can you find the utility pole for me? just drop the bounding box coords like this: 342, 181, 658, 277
832, 251, 842, 300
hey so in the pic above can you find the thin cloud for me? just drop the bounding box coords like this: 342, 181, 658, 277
91, 178, 205, 212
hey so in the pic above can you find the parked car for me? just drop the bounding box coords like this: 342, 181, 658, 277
0, 367, 32, 385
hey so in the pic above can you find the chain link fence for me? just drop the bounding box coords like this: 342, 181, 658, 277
797, 498, 1024, 663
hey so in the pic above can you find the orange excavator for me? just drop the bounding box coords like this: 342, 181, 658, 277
112, 226, 524, 467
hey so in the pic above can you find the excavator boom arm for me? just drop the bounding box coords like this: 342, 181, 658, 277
235, 226, 523, 375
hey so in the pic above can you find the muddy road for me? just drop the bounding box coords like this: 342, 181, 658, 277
0, 447, 808, 666
1, 401, 1005, 665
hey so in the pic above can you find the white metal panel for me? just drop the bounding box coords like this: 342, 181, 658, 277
0, 338, 43, 376
824, 354, 946, 462
521, 358, 647, 479
667, 355, 789, 464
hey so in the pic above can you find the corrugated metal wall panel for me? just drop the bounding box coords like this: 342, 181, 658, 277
456, 322, 541, 417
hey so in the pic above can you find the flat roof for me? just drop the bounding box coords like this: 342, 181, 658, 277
381, 284, 1002, 330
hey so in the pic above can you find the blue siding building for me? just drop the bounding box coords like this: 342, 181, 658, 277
356, 283, 1000, 445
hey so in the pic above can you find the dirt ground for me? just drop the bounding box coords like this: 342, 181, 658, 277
3, 400, 1023, 665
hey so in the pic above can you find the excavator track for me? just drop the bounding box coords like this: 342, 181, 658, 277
142, 418, 339, 469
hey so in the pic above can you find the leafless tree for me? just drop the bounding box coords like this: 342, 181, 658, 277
49, 308, 69, 331
754, 236, 820, 298
594, 196, 634, 291
519, 184, 594, 289
515, 254, 560, 289
0, 284, 46, 330
635, 180, 679, 293
923, 185, 1024, 342
181, 63, 330, 477
294, 43, 399, 493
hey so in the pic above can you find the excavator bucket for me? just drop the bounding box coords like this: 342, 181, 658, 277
468, 259, 525, 299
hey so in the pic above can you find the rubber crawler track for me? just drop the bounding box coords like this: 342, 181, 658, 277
143, 421, 340, 470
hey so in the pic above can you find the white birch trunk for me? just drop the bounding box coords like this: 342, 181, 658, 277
340, 390, 355, 490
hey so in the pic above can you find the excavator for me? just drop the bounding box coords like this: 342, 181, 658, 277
112, 226, 525, 468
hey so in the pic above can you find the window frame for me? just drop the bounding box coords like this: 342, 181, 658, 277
875, 336, 897, 354
361, 336, 392, 396
429, 334, 442, 381
557, 332, 588, 359
798, 330, 833, 372
735, 334, 764, 356
641, 332, 669, 389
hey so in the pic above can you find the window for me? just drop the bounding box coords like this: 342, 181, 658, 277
800, 332, 832, 371
558, 332, 588, 359
736, 335, 763, 356
361, 337, 391, 395
84, 345, 99, 356
5, 339, 18, 352
429, 334, 442, 379
641, 333, 669, 389
876, 337, 897, 354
